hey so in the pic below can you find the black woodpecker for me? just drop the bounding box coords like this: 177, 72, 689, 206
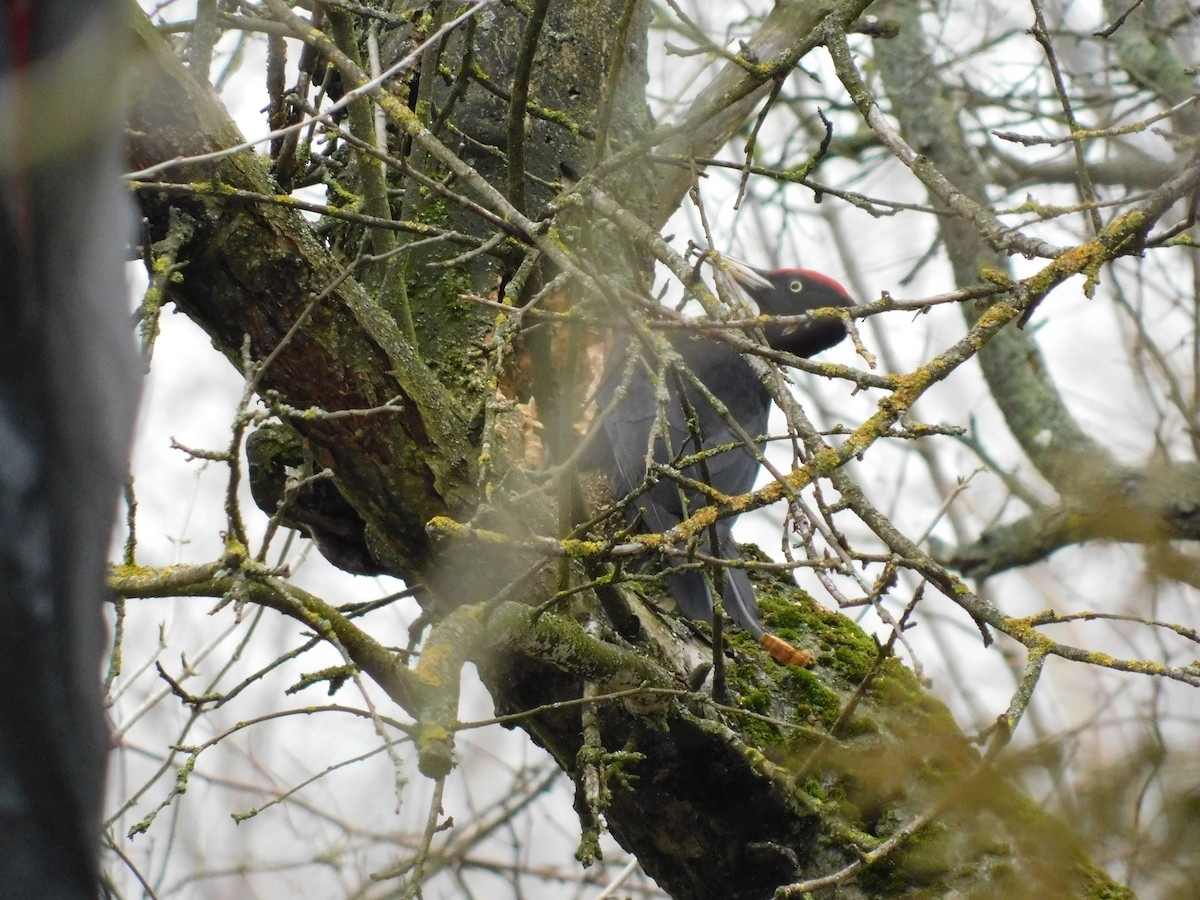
590, 262, 853, 647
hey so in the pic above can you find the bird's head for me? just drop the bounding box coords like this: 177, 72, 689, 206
724, 261, 853, 358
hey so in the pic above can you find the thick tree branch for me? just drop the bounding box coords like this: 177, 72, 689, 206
127, 6, 479, 584
939, 459, 1200, 578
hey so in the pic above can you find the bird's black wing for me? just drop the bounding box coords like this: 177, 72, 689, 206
665, 339, 770, 634
591, 335, 662, 500
590, 331, 772, 634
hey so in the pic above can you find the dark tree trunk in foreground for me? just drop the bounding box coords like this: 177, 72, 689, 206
116, 0, 1200, 895
0, 2, 137, 895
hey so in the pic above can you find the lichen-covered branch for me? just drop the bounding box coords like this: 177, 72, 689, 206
109, 559, 422, 714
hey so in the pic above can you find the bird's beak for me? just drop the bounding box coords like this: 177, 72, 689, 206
715, 254, 772, 291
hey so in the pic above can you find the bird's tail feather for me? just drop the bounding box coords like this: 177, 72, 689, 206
664, 568, 712, 622
722, 566, 763, 639
663, 561, 763, 639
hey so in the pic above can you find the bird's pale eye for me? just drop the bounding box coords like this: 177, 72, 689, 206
789, 279, 804, 293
